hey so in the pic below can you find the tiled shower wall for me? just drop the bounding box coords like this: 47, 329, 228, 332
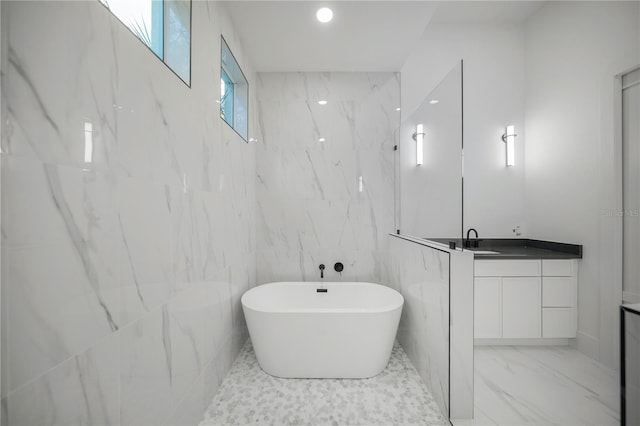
255, 73, 399, 285
0, 1, 256, 424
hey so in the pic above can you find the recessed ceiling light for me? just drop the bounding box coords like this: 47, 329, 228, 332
316, 7, 333, 23
429, 100, 440, 104
319, 138, 326, 142
318, 100, 328, 105
395, 107, 401, 111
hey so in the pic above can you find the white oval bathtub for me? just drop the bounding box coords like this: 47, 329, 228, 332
241, 281, 404, 379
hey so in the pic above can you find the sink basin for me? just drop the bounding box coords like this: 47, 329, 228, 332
468, 250, 500, 255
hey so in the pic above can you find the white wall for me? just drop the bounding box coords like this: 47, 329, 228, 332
0, 1, 256, 424
524, 1, 640, 367
401, 23, 527, 238
623, 72, 640, 303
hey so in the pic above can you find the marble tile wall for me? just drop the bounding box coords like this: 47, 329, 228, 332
255, 72, 399, 285
389, 235, 451, 418
0, 1, 255, 424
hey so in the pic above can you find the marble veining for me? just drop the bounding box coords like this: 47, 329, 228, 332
44, 164, 119, 332
255, 72, 398, 286
453, 346, 619, 426
200, 340, 447, 426
4, 332, 119, 426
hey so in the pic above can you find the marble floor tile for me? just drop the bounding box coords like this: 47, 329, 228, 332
200, 340, 447, 426
453, 346, 619, 426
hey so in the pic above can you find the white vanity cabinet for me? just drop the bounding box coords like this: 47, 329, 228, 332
474, 258, 577, 340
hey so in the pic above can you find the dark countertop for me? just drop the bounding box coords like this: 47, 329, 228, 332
424, 238, 582, 259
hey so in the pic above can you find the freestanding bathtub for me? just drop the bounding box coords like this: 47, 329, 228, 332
241, 281, 404, 379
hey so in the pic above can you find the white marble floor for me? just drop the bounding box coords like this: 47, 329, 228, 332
454, 346, 619, 426
200, 340, 448, 426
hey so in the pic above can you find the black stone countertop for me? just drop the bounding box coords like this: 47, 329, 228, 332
425, 238, 582, 259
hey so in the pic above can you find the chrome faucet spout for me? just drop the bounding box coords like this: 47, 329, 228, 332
319, 264, 325, 279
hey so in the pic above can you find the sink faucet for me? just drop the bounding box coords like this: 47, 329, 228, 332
465, 228, 479, 248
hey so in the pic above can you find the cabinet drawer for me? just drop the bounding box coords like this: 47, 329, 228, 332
542, 308, 576, 338
475, 260, 541, 277
542, 277, 575, 307
542, 259, 574, 277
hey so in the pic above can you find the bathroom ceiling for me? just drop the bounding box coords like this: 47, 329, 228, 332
223, 1, 546, 72
430, 1, 545, 24
222, 1, 438, 72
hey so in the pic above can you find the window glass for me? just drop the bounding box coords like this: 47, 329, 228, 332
220, 37, 248, 141
100, 0, 190, 85
164, 0, 190, 83
221, 68, 235, 126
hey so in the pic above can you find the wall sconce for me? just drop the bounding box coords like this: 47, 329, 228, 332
84, 122, 93, 163
412, 124, 425, 166
502, 125, 516, 167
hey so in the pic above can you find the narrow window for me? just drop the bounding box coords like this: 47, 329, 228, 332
220, 36, 248, 141
100, 0, 191, 85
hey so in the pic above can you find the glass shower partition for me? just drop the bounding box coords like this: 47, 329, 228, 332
397, 61, 463, 242
391, 60, 472, 421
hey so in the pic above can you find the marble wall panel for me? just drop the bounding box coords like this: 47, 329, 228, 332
255, 72, 399, 286
5, 332, 119, 426
389, 235, 450, 417
1, 1, 256, 425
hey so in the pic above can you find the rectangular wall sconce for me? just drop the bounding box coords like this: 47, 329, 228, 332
413, 124, 425, 166
502, 125, 516, 167
84, 122, 93, 163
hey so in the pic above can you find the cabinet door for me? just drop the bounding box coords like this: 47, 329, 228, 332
542, 277, 575, 307
474, 277, 502, 338
502, 277, 541, 338
542, 308, 575, 338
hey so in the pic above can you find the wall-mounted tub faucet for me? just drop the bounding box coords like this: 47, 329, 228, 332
319, 264, 325, 279
334, 262, 344, 273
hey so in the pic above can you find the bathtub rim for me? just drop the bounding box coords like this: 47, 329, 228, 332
241, 281, 404, 315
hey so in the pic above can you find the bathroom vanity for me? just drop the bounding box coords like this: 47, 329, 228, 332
469, 239, 582, 342
425, 238, 582, 343
474, 258, 578, 340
